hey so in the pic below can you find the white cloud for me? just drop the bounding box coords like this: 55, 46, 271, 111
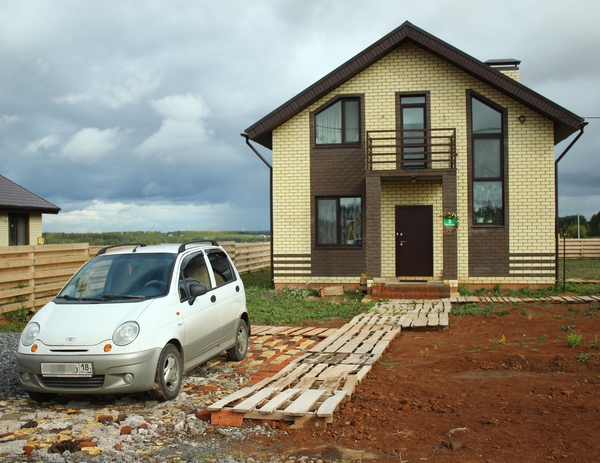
1, 115, 22, 124
136, 94, 213, 155
61, 128, 121, 164
142, 182, 162, 197
25, 134, 60, 153
54, 64, 161, 109
43, 200, 263, 233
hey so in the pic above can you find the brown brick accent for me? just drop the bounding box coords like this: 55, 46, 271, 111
309, 96, 367, 278
442, 171, 458, 280
469, 227, 510, 277
466, 90, 510, 278
365, 175, 381, 278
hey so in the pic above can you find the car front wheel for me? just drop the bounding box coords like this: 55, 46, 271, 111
226, 319, 249, 361
154, 343, 182, 401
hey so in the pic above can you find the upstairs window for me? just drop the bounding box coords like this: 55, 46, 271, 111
315, 98, 360, 145
317, 197, 362, 246
471, 97, 504, 225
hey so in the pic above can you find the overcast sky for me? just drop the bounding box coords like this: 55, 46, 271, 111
1, 0, 598, 233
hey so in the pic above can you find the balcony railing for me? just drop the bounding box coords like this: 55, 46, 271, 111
366, 128, 456, 171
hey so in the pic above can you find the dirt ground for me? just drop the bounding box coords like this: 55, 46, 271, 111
239, 301, 600, 462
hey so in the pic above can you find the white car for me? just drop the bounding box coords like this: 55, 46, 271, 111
16, 241, 250, 401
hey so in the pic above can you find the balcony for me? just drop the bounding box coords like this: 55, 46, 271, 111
366, 128, 456, 171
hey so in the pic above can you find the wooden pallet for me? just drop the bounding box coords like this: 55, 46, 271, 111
208, 301, 453, 428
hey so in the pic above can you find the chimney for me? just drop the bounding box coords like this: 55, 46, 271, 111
485, 59, 521, 82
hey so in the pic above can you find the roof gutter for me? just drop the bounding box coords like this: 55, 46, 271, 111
241, 133, 274, 288
555, 121, 588, 284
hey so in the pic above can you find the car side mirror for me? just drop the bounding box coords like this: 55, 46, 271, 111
188, 283, 208, 305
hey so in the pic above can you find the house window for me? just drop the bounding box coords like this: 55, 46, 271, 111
315, 98, 360, 145
317, 197, 362, 246
471, 97, 504, 225
8, 214, 29, 246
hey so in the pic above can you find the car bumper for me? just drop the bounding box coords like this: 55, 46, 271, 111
16, 348, 162, 395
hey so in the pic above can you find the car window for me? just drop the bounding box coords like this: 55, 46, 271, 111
183, 254, 212, 288
207, 251, 236, 287
58, 253, 176, 301
178, 252, 211, 301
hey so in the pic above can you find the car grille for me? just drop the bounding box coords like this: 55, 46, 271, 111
39, 375, 105, 389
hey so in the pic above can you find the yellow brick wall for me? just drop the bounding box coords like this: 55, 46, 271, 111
381, 179, 444, 278
0, 214, 7, 247
272, 113, 312, 256
29, 213, 43, 245
272, 42, 556, 285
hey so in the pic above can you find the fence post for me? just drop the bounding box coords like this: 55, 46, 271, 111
29, 247, 36, 312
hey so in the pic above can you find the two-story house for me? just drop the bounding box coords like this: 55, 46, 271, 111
0, 174, 60, 246
244, 22, 585, 297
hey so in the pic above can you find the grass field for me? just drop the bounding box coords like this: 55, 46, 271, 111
3, 263, 598, 333
558, 258, 600, 281
242, 269, 370, 325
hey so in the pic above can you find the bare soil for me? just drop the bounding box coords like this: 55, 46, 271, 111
239, 302, 600, 462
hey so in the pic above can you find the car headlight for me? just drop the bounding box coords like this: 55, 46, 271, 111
21, 322, 40, 347
112, 321, 140, 346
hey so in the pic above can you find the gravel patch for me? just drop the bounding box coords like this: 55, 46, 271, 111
0, 333, 327, 462
0, 333, 25, 400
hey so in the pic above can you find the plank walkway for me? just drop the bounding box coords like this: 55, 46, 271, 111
209, 300, 449, 428
208, 295, 600, 428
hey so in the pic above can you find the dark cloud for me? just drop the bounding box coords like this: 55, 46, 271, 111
0, 0, 598, 231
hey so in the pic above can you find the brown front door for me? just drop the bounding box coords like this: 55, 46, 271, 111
395, 205, 433, 277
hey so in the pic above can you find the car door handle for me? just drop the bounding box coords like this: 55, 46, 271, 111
211, 295, 216, 303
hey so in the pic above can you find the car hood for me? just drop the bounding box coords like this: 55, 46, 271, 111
32, 299, 155, 347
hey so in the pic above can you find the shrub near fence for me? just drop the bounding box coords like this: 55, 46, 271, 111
558, 238, 600, 259
0, 242, 270, 316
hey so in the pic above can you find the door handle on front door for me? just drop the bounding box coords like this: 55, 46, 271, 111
211, 295, 216, 303
399, 241, 406, 246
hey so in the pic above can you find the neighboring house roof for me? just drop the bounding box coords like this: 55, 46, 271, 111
0, 174, 60, 214
245, 21, 584, 149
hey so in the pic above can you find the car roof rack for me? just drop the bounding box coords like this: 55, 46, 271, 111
178, 240, 220, 253
97, 243, 147, 256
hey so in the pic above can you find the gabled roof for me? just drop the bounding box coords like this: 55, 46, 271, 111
0, 174, 60, 214
245, 21, 584, 149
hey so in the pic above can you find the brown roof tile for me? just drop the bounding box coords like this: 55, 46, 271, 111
0, 174, 60, 213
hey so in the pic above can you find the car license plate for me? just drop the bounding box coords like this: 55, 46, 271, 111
41, 362, 93, 377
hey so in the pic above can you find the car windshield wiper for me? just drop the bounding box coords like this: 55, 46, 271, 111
55, 294, 78, 301
99, 294, 146, 300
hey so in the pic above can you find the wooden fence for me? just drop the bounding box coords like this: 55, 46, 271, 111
558, 238, 600, 259
0, 242, 270, 315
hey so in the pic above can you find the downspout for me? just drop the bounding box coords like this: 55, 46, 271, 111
241, 133, 274, 288
555, 121, 588, 283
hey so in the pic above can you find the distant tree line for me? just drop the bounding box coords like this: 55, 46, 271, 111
42, 230, 271, 246
559, 212, 600, 238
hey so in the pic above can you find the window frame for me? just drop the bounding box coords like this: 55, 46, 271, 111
316, 196, 362, 247
398, 93, 429, 169
469, 95, 506, 226
314, 97, 361, 146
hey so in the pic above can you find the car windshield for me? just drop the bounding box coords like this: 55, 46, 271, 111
56, 253, 176, 302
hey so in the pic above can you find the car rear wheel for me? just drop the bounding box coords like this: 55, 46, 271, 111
154, 343, 182, 401
226, 319, 248, 361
